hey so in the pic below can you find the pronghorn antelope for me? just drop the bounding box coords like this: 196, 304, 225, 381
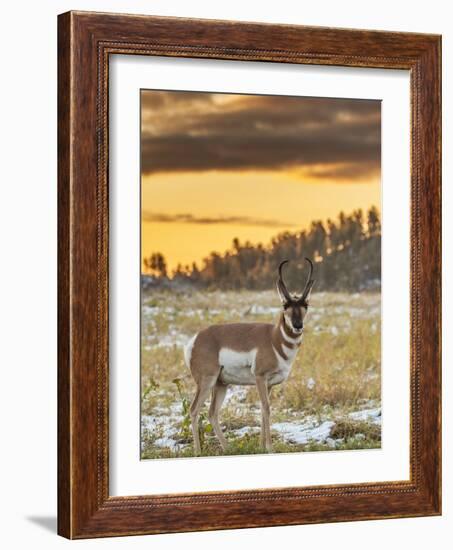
184, 258, 315, 454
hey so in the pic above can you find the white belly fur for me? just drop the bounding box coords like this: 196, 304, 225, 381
218, 345, 300, 386
219, 348, 257, 385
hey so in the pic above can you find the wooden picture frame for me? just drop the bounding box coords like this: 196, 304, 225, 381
58, 11, 441, 539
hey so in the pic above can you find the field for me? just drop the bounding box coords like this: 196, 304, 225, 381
141, 288, 381, 459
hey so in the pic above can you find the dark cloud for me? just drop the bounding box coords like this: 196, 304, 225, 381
141, 90, 215, 111
143, 212, 294, 228
141, 90, 380, 180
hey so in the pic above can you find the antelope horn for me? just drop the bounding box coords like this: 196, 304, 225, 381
301, 257, 315, 300
277, 260, 291, 302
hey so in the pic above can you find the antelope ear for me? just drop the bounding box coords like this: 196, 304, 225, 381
276, 280, 289, 305
303, 280, 315, 303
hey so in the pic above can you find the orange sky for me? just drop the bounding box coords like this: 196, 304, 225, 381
141, 91, 381, 273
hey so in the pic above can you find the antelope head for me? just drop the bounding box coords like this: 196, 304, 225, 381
276, 258, 315, 334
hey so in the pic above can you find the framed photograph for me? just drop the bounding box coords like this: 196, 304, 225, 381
58, 11, 441, 538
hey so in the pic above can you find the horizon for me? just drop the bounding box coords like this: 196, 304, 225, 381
142, 204, 381, 277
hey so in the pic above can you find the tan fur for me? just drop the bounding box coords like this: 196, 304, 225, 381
187, 311, 307, 454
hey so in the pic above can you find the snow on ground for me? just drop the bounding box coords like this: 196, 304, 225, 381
232, 426, 260, 438
153, 334, 191, 348
154, 436, 180, 450
349, 407, 381, 425
272, 420, 335, 445
141, 291, 381, 455
142, 403, 382, 452
247, 305, 280, 316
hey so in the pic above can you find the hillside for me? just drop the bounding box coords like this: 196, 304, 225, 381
143, 206, 381, 293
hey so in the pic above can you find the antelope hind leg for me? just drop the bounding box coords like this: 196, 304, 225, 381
208, 382, 228, 451
189, 376, 217, 455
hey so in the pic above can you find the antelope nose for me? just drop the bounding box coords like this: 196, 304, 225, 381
294, 322, 302, 330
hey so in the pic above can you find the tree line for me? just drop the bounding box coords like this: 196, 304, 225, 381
143, 206, 381, 292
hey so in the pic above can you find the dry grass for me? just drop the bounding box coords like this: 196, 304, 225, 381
141, 289, 381, 459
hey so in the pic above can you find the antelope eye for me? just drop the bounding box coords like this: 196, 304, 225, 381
283, 303, 291, 310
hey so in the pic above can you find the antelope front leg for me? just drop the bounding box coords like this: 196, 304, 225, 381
255, 376, 272, 452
